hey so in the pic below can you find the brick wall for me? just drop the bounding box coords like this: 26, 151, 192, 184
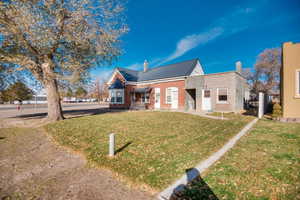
109, 78, 186, 110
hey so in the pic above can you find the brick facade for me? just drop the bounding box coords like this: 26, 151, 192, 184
109, 79, 186, 110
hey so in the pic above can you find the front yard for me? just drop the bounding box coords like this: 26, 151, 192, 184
45, 111, 253, 190
178, 119, 300, 199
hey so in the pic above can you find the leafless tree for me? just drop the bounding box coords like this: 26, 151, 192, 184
246, 48, 281, 96
89, 77, 108, 102
0, 0, 128, 121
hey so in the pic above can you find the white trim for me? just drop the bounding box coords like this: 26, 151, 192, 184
296, 69, 300, 97
202, 89, 212, 111
216, 88, 229, 104
190, 60, 204, 76
107, 69, 126, 85
109, 89, 124, 104
126, 76, 186, 86
165, 87, 172, 104
154, 88, 161, 109
165, 87, 178, 107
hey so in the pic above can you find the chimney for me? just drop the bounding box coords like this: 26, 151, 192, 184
235, 61, 242, 74
143, 60, 149, 72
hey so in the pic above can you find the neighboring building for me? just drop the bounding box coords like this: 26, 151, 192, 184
16, 94, 47, 104
62, 97, 97, 103
107, 58, 249, 113
280, 42, 300, 119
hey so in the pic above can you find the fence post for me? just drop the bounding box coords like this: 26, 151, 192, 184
258, 92, 264, 119
109, 133, 115, 157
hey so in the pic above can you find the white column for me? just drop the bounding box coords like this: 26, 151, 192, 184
258, 92, 264, 119
109, 133, 115, 157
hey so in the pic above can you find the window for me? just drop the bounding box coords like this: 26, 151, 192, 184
166, 88, 172, 104
217, 88, 228, 103
141, 93, 150, 103
109, 89, 124, 104
165, 87, 178, 104
116, 91, 123, 103
204, 90, 211, 98
296, 69, 300, 97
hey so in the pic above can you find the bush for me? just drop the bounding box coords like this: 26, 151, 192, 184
272, 103, 282, 120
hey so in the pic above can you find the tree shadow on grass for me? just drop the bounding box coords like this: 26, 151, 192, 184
170, 168, 219, 200
10, 108, 126, 120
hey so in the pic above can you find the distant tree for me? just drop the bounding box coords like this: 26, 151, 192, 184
0, 0, 128, 121
89, 77, 109, 102
75, 87, 87, 98
246, 48, 281, 96
2, 81, 33, 103
66, 88, 73, 97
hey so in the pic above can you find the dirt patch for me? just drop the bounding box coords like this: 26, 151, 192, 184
0, 124, 153, 200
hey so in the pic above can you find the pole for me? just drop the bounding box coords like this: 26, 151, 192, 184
109, 133, 115, 157
258, 92, 264, 119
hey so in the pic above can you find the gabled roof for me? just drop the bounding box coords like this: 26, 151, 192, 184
108, 79, 124, 89
116, 58, 199, 83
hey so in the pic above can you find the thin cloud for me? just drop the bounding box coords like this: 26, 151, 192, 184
126, 63, 143, 71
161, 27, 224, 64
157, 6, 258, 65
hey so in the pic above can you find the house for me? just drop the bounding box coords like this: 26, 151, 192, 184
107, 58, 250, 113
280, 42, 300, 119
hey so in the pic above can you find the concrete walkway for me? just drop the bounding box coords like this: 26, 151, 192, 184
158, 118, 259, 200
155, 109, 228, 120
182, 111, 228, 120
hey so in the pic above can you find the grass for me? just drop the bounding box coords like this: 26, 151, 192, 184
45, 111, 253, 190
178, 119, 300, 200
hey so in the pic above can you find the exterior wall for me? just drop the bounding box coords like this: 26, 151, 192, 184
235, 74, 249, 111
281, 42, 300, 118
133, 80, 186, 110
185, 76, 204, 111
203, 72, 237, 112
185, 72, 247, 113
109, 77, 186, 110
109, 69, 248, 112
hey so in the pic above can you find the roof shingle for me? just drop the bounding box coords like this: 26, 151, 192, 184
117, 58, 198, 82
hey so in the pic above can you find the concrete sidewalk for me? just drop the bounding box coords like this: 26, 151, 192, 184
158, 118, 259, 200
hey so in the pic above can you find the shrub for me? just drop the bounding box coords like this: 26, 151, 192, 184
272, 103, 282, 120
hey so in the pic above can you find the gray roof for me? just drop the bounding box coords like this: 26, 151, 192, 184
117, 59, 198, 82
108, 79, 124, 89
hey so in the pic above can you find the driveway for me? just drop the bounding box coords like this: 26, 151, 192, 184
0, 117, 153, 199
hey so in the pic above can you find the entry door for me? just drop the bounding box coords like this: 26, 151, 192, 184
202, 89, 211, 111
155, 88, 160, 109
171, 87, 178, 109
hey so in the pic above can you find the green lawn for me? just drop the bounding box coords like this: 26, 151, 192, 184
177, 119, 300, 200
45, 111, 253, 190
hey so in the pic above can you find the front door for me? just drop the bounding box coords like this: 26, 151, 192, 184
202, 89, 211, 111
171, 87, 178, 109
155, 88, 160, 109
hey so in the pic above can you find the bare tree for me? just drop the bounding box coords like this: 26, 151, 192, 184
0, 0, 127, 121
89, 77, 108, 102
246, 48, 281, 96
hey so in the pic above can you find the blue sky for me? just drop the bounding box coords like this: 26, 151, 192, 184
91, 0, 300, 80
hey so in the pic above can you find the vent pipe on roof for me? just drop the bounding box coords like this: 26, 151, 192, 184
235, 61, 242, 74
144, 60, 149, 72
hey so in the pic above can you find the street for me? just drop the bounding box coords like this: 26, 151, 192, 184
0, 103, 109, 119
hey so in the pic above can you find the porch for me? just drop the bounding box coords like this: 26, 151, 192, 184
130, 87, 151, 110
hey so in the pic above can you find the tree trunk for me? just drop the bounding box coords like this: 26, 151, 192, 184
45, 78, 64, 121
